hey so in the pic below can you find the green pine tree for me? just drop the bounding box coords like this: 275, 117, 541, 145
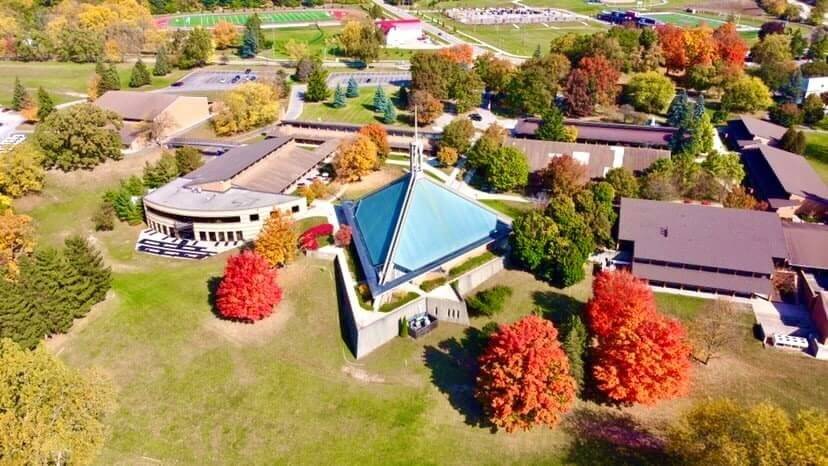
372, 85, 387, 112
36, 87, 54, 120
397, 86, 409, 107
129, 58, 151, 88
666, 89, 689, 127
98, 64, 121, 96
240, 29, 257, 58
346, 76, 359, 98
64, 235, 112, 310
20, 248, 84, 335
305, 67, 330, 102
562, 314, 587, 393
533, 44, 542, 59
382, 97, 397, 124
693, 94, 706, 121
0, 279, 46, 349
245, 13, 264, 50
153, 46, 170, 76
11, 77, 31, 111
332, 84, 346, 108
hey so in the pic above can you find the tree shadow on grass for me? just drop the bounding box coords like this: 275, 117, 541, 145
563, 407, 669, 466
532, 290, 584, 327
422, 326, 492, 429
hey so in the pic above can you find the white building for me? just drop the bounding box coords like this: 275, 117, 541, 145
802, 76, 828, 99
376, 19, 423, 47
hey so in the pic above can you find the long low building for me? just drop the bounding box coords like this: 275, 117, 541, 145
504, 137, 670, 178
618, 198, 789, 298
143, 137, 338, 242
513, 118, 677, 148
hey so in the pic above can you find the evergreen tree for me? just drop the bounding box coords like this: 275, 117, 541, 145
0, 279, 46, 349
533, 44, 542, 59
153, 45, 170, 76
243, 13, 262, 54
332, 84, 346, 108
305, 67, 330, 102
562, 314, 587, 393
382, 97, 397, 124
535, 107, 568, 141
128, 58, 151, 88
63, 235, 112, 309
36, 87, 54, 120
693, 94, 706, 121
781, 69, 805, 103
666, 89, 689, 127
20, 248, 85, 334
11, 77, 31, 112
397, 85, 410, 107
780, 126, 807, 154
240, 29, 257, 58
373, 85, 387, 112
346, 76, 359, 98
97, 64, 121, 96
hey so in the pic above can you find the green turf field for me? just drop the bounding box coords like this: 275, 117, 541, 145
642, 12, 758, 31
167, 10, 331, 28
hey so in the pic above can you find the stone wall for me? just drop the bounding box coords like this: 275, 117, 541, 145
453, 256, 506, 297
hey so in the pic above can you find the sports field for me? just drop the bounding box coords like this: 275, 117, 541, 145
161, 10, 332, 28
642, 12, 759, 31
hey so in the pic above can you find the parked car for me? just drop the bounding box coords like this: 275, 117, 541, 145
171, 81, 184, 87
469, 113, 483, 121
244, 68, 252, 74
231, 75, 241, 83
249, 76, 257, 81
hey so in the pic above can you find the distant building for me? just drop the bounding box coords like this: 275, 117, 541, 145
802, 76, 828, 99
726, 115, 787, 149
513, 118, 676, 149
504, 137, 670, 178
617, 198, 789, 298
143, 137, 338, 243
740, 144, 828, 219
782, 222, 828, 345
376, 19, 423, 47
94, 91, 210, 151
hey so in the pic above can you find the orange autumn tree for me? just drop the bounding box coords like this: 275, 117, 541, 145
713, 22, 749, 68
334, 135, 378, 182
657, 24, 688, 74
358, 123, 390, 163
255, 209, 297, 267
437, 44, 474, 65
586, 271, 692, 405
216, 250, 283, 322
684, 25, 717, 69
476, 316, 576, 432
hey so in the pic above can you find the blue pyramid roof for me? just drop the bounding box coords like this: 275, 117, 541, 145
348, 174, 508, 294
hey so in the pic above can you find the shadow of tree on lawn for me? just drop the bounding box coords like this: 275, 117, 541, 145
423, 326, 492, 429
563, 407, 669, 466
532, 290, 585, 327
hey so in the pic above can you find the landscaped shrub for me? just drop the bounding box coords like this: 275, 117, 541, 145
466, 285, 512, 316
378, 291, 420, 312
299, 223, 334, 251
92, 200, 115, 231
335, 225, 352, 247
420, 276, 448, 292
103, 176, 145, 225
216, 251, 282, 322
448, 251, 496, 278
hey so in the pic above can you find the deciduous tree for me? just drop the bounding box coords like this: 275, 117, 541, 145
216, 251, 282, 322
657, 24, 688, 73
713, 22, 749, 68
0, 209, 34, 278
0, 143, 45, 198
212, 21, 238, 50
440, 117, 474, 153
605, 167, 639, 198
338, 20, 380, 63
0, 339, 115, 465
212, 82, 279, 136
178, 27, 213, 69
721, 75, 773, 112
507, 53, 571, 115
255, 210, 297, 267
437, 146, 458, 167
34, 104, 122, 171
334, 135, 378, 182
174, 146, 203, 174
486, 146, 529, 192
541, 155, 588, 197
437, 44, 474, 65
359, 123, 390, 162
408, 90, 443, 125
625, 71, 675, 114
476, 316, 576, 432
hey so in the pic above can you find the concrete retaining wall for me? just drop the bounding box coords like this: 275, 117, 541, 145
453, 257, 506, 297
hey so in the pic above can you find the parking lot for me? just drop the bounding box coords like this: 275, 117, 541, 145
164, 70, 411, 93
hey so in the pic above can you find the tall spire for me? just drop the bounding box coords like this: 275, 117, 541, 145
410, 107, 423, 175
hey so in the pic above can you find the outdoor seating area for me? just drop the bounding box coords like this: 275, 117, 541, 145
407, 313, 438, 339
135, 229, 238, 260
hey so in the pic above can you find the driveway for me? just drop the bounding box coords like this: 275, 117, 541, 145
0, 111, 24, 141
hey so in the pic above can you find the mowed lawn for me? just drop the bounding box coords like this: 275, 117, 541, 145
165, 10, 331, 28
444, 19, 606, 56
804, 131, 828, 184
13, 152, 828, 463
0, 61, 187, 107
266, 26, 342, 59
300, 86, 412, 127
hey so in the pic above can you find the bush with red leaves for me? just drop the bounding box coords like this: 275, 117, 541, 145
335, 225, 352, 247
216, 251, 282, 322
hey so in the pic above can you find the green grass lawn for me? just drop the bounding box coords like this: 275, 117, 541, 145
0, 61, 187, 107
164, 10, 331, 28
12, 148, 828, 463
803, 131, 828, 184
480, 199, 536, 219
300, 86, 411, 127
265, 26, 343, 59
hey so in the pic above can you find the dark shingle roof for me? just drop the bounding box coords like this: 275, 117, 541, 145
513, 118, 676, 147
738, 115, 787, 143
619, 198, 787, 275
754, 145, 828, 202
783, 222, 828, 271
185, 138, 292, 185
504, 137, 669, 178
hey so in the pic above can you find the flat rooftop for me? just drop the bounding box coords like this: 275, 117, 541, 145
144, 177, 297, 213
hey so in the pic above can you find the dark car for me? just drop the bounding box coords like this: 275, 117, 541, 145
244, 68, 252, 74
469, 113, 483, 121
171, 81, 184, 87
231, 75, 241, 83
249, 76, 257, 81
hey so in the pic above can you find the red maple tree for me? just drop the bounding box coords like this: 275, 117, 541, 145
475, 316, 576, 432
586, 270, 658, 338
713, 22, 749, 68
657, 24, 688, 73
586, 271, 692, 405
564, 55, 620, 116
437, 44, 474, 65
216, 250, 283, 322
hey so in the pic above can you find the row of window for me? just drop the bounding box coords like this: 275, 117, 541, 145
150, 221, 176, 238
198, 230, 244, 242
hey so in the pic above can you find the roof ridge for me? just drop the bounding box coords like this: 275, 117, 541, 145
379, 174, 419, 284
